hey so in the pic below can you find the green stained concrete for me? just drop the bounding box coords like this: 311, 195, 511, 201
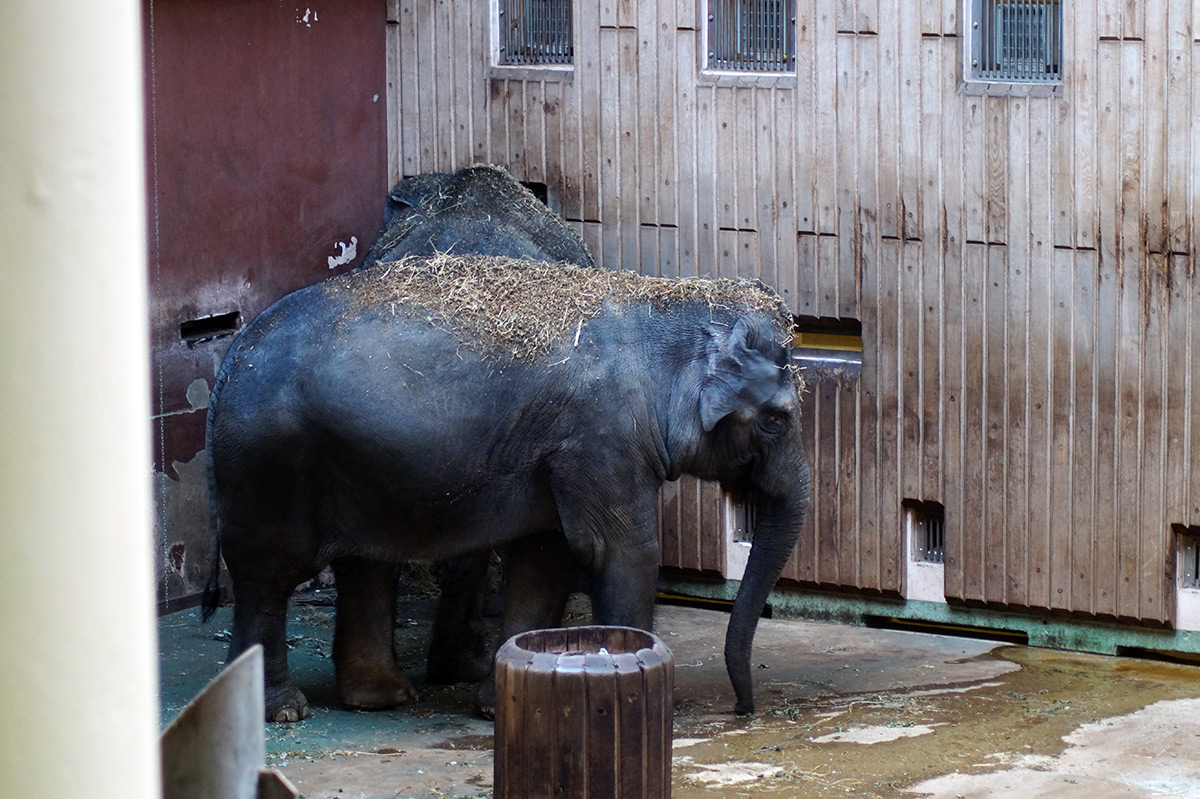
658, 574, 1200, 660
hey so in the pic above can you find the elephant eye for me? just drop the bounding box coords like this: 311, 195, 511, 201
759, 410, 788, 434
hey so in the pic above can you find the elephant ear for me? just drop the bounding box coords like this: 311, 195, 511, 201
699, 317, 784, 432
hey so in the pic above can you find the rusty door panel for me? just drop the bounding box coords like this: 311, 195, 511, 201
148, 0, 387, 601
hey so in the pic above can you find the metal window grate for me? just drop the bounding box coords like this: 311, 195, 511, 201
974, 0, 1062, 83
906, 501, 946, 564
708, 0, 795, 73
499, 0, 572, 66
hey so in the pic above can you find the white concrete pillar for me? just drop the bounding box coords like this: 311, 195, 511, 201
0, 2, 159, 799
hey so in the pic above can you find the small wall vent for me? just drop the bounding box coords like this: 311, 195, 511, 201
180, 310, 241, 344
905, 500, 945, 564
1175, 525, 1200, 590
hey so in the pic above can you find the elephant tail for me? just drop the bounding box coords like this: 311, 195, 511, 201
199, 431, 222, 623
200, 552, 221, 623
200, 351, 233, 625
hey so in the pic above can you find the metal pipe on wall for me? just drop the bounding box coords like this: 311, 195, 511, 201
0, 2, 159, 798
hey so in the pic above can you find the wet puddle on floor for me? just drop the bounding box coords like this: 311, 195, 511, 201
668, 646, 1200, 798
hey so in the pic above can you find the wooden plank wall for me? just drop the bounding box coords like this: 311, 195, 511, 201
388, 0, 1200, 626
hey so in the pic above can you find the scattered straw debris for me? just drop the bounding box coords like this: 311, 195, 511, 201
335, 253, 796, 363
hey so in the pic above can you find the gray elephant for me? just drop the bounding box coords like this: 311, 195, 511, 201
203, 252, 810, 723
357, 165, 594, 687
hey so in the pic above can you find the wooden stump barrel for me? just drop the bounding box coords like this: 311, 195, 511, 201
493, 626, 674, 799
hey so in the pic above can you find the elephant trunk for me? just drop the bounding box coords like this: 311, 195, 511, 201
723, 470, 810, 715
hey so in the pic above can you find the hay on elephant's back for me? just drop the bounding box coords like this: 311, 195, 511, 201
343, 253, 801, 386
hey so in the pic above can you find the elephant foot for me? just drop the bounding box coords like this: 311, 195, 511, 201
336, 664, 417, 711
265, 682, 310, 723
427, 648, 493, 685
473, 677, 496, 720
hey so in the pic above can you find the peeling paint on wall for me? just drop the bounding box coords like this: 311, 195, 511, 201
184, 377, 210, 411
154, 448, 212, 603
298, 7, 318, 27
327, 236, 358, 269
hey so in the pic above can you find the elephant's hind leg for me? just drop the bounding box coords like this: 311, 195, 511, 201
427, 551, 493, 684
228, 571, 309, 723
332, 557, 417, 710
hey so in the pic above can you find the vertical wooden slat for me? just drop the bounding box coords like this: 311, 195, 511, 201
675, 29, 697, 277
734, 87, 757, 239
385, 20, 402, 184
470, 0, 491, 163
1050, 246, 1077, 613
618, 29, 639, 271
984, 246, 1008, 602
1143, 5, 1167, 255
1165, 255, 1191, 537
838, 374, 861, 585
1093, 248, 1120, 619
578, 0, 602, 228
1140, 255, 1169, 622
695, 85, 717, 278
598, 27, 620, 268
855, 225, 881, 589
1005, 234, 1029, 610
897, 6, 921, 239
985, 100, 1008, 244
835, 33, 858, 308
1025, 238, 1052, 610
941, 236, 965, 601
774, 88, 798, 303
699, 480, 725, 575
872, 238, 901, 592
397, 0, 420, 176
962, 96, 987, 245
1070, 250, 1097, 616
1165, 0, 1191, 255
814, 7, 839, 238
1116, 264, 1143, 621
852, 33, 879, 317
795, 0, 818, 234
900, 243, 922, 501
877, 11, 900, 239
1119, 41, 1145, 268
655, 1, 677, 229
816, 378, 843, 584
755, 89, 778, 288
432, 5, 453, 170
658, 480, 682, 571
636, 0, 659, 229
958, 244, 987, 603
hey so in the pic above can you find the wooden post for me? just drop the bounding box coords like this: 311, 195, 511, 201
494, 627, 674, 799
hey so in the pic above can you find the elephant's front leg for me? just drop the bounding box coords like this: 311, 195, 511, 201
590, 536, 659, 631
555, 472, 661, 632
331, 556, 417, 710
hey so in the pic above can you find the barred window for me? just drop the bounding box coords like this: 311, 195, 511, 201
707, 0, 795, 73
969, 0, 1062, 84
498, 0, 572, 66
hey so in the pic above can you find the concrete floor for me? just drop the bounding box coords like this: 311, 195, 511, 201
159, 595, 1200, 798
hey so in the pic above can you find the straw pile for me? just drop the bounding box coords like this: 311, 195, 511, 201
337, 253, 801, 390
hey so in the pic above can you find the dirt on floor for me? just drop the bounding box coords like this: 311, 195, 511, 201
158, 594, 1200, 799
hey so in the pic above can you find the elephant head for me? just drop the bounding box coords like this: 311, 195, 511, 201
679, 315, 812, 715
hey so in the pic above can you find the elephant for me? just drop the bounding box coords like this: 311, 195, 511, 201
357, 164, 596, 688
202, 252, 811, 723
